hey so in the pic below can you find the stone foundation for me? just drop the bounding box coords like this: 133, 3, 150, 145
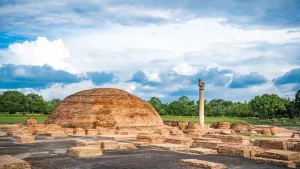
180, 159, 227, 169
0, 155, 31, 169
67, 147, 102, 157
250, 157, 296, 168
149, 143, 188, 151
189, 148, 217, 155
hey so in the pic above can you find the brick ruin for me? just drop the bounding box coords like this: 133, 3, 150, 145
0, 88, 300, 168
45, 88, 164, 129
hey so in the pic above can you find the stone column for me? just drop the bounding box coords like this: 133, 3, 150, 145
198, 79, 205, 127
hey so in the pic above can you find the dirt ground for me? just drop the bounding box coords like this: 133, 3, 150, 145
0, 136, 293, 169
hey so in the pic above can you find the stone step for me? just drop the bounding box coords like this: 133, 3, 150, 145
192, 140, 225, 149
164, 137, 194, 147
76, 140, 102, 147
253, 139, 287, 150
217, 145, 264, 158
189, 148, 217, 155
131, 141, 149, 147
255, 149, 300, 162
250, 157, 296, 168
97, 134, 137, 141
67, 147, 102, 157
149, 143, 189, 151
119, 142, 137, 150
180, 159, 227, 169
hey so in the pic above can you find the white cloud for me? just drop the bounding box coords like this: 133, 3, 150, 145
0, 37, 77, 73
172, 63, 197, 75
1, 17, 300, 101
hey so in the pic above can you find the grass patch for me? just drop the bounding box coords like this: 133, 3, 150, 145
161, 115, 259, 125
234, 134, 273, 139
161, 115, 300, 127
0, 114, 48, 124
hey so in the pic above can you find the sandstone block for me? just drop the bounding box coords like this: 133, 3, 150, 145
76, 140, 102, 147
192, 141, 225, 150
73, 128, 85, 136
255, 139, 288, 150
97, 134, 137, 141
231, 124, 251, 134
137, 133, 165, 144
256, 149, 300, 162
25, 118, 37, 127
85, 129, 98, 136
165, 137, 194, 147
46, 131, 67, 137
119, 143, 137, 149
100, 140, 120, 150
0, 131, 6, 136
292, 132, 300, 138
178, 121, 189, 130
189, 148, 217, 155
149, 143, 188, 151
180, 159, 227, 169
64, 128, 74, 135
186, 122, 202, 130
250, 157, 296, 168
15, 135, 34, 143
0, 155, 31, 169
67, 147, 102, 157
262, 129, 272, 136
131, 141, 149, 147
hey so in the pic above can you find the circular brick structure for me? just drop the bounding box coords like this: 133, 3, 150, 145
45, 88, 164, 129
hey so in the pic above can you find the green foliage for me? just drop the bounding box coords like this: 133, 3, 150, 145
0, 91, 61, 115
46, 98, 61, 114
148, 90, 300, 119
1, 91, 28, 114
249, 94, 288, 118
26, 93, 47, 114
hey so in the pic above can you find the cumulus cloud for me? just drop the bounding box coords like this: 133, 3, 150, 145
0, 1, 300, 102
0, 37, 76, 73
273, 68, 300, 86
0, 64, 115, 89
229, 72, 267, 88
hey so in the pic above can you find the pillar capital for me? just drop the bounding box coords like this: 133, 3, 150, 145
198, 79, 205, 90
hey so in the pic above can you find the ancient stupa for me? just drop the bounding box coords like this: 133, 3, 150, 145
45, 88, 164, 129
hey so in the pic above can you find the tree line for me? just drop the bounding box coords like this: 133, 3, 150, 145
0, 91, 61, 114
148, 90, 300, 119
1, 90, 300, 119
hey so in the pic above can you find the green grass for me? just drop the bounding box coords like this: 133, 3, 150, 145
161, 115, 300, 127
0, 114, 48, 124
0, 114, 299, 127
161, 115, 259, 125
234, 134, 273, 139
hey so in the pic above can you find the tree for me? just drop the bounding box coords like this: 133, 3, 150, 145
209, 99, 232, 116
0, 94, 4, 112
46, 98, 61, 114
1, 91, 28, 114
148, 97, 163, 112
249, 94, 288, 118
295, 90, 300, 116
165, 101, 186, 116
223, 102, 251, 117
26, 93, 47, 114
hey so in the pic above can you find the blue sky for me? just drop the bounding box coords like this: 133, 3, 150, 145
0, 0, 300, 102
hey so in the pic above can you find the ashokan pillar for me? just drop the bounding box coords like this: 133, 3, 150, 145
198, 79, 205, 127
